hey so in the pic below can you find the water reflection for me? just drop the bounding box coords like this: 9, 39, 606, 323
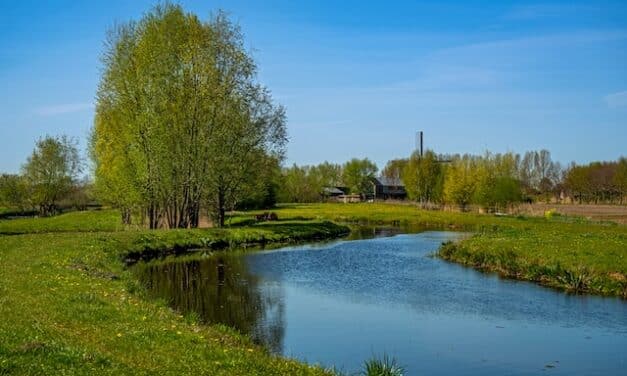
135, 231, 627, 375
135, 256, 285, 352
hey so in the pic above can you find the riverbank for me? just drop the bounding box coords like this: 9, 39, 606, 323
249, 203, 627, 298
1, 204, 626, 374
0, 216, 347, 375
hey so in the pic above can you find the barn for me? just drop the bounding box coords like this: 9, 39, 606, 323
373, 176, 407, 200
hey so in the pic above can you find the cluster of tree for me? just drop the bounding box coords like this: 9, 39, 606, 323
276, 158, 377, 202
564, 158, 627, 204
0, 135, 88, 216
91, 5, 285, 228
396, 151, 525, 211
396, 149, 625, 210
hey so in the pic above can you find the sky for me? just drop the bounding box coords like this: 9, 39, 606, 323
1, 0, 626, 173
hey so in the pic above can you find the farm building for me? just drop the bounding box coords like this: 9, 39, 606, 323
373, 176, 407, 200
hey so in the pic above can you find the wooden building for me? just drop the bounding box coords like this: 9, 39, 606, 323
372, 176, 407, 200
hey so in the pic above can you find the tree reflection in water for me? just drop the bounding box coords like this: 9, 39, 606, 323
135, 255, 285, 353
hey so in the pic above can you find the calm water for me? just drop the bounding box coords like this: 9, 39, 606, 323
135, 231, 627, 375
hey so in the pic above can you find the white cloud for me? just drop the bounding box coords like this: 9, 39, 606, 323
605, 91, 627, 108
35, 102, 93, 116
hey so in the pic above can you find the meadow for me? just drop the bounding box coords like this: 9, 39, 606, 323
0, 212, 347, 375
1, 203, 625, 374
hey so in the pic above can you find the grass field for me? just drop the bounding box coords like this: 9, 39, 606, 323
1, 203, 625, 374
0, 214, 347, 375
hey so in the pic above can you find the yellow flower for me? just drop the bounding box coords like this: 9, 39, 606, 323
116, 333, 122, 337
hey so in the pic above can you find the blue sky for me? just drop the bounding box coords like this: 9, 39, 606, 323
1, 0, 626, 173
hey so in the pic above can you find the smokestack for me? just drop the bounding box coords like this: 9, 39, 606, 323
420, 131, 424, 157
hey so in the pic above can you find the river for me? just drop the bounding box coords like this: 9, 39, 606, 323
135, 230, 627, 375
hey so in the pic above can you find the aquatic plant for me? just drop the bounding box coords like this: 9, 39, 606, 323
362, 354, 404, 376
558, 266, 592, 292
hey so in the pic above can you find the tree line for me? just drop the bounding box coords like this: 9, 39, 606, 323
276, 150, 627, 211
0, 135, 87, 216
2, 4, 625, 223
276, 159, 377, 203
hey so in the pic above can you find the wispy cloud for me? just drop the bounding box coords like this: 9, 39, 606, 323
605, 91, 627, 108
35, 102, 93, 116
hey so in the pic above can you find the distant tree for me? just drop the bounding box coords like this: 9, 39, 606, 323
403, 150, 443, 204
443, 156, 477, 211
473, 152, 523, 211
235, 155, 281, 210
313, 162, 343, 188
615, 157, 627, 204
277, 165, 320, 203
382, 158, 408, 181
519, 150, 560, 201
342, 158, 378, 197
0, 174, 30, 212
22, 135, 81, 216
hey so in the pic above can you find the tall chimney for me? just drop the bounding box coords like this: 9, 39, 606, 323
420, 131, 424, 157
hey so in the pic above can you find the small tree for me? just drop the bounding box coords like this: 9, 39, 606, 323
22, 135, 81, 216
342, 158, 378, 198
0, 174, 30, 212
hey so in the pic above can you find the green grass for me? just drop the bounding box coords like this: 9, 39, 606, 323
361, 355, 404, 376
0, 209, 123, 234
0, 217, 347, 375
1, 202, 626, 374
246, 203, 627, 298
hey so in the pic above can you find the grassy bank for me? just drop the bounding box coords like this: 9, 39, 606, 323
0, 209, 123, 235
0, 216, 347, 375
1, 203, 625, 374
249, 203, 627, 298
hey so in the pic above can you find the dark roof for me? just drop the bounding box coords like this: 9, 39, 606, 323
374, 176, 404, 187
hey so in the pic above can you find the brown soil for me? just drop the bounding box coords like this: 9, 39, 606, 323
516, 203, 627, 224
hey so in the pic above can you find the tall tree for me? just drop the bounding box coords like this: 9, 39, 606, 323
22, 135, 81, 216
92, 5, 285, 228
443, 155, 477, 211
403, 150, 443, 204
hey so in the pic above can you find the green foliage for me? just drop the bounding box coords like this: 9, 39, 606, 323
0, 217, 347, 375
473, 153, 523, 211
403, 150, 443, 204
0, 174, 30, 212
565, 158, 627, 204
92, 4, 286, 228
22, 135, 81, 216
277, 162, 344, 203
342, 158, 378, 196
381, 159, 408, 181
361, 355, 404, 376
443, 156, 476, 210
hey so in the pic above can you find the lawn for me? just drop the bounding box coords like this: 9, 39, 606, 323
0, 215, 347, 375
1, 202, 625, 374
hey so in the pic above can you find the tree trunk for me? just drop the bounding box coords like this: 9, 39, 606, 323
121, 208, 131, 225
216, 190, 226, 227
